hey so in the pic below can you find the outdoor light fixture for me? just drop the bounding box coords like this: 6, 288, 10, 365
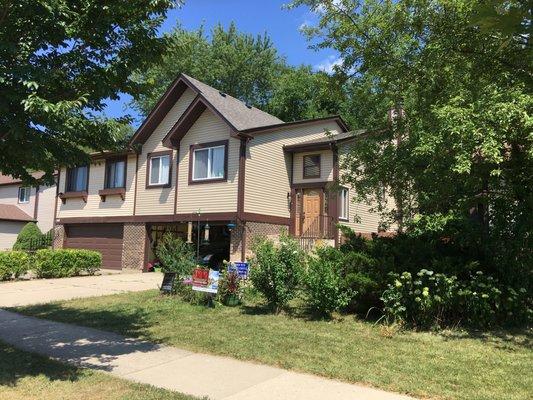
203, 222, 210, 243
227, 222, 236, 232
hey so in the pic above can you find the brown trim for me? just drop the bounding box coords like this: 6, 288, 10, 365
284, 143, 332, 153
291, 181, 329, 189
33, 185, 40, 220
162, 94, 205, 148
90, 149, 136, 160
242, 212, 290, 226
98, 187, 126, 202
59, 191, 88, 204
241, 225, 247, 262
302, 154, 321, 179
58, 212, 238, 225
289, 188, 297, 236
174, 148, 180, 214
237, 138, 247, 220
144, 223, 151, 270
103, 156, 127, 190
130, 79, 188, 145
240, 115, 349, 135
146, 150, 173, 189
65, 164, 89, 193
332, 146, 340, 247
133, 153, 139, 215
188, 140, 229, 185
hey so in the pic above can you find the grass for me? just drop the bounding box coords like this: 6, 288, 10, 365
0, 340, 200, 400
13, 290, 533, 400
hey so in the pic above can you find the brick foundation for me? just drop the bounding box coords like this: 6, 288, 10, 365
229, 221, 289, 261
52, 225, 65, 249
122, 222, 147, 271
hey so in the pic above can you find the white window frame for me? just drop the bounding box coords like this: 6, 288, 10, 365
192, 144, 226, 181
18, 187, 30, 204
339, 188, 349, 221
148, 154, 171, 186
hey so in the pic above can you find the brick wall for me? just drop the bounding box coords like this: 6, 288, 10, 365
122, 222, 146, 271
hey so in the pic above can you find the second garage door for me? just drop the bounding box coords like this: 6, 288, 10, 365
64, 224, 124, 270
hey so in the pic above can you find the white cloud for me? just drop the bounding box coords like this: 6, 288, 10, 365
315, 0, 344, 14
314, 55, 343, 74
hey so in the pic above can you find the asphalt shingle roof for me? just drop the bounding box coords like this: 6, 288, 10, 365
0, 204, 34, 222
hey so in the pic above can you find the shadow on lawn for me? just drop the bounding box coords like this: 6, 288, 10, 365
440, 326, 532, 350
0, 341, 85, 387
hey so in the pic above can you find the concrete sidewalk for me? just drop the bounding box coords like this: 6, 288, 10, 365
0, 272, 162, 307
0, 309, 413, 400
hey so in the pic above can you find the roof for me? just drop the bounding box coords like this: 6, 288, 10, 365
0, 171, 45, 186
181, 74, 283, 131
0, 204, 34, 222
283, 130, 367, 152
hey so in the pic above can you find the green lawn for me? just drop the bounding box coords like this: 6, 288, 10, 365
0, 340, 200, 400
13, 290, 533, 400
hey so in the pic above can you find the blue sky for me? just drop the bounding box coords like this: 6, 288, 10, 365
104, 0, 339, 125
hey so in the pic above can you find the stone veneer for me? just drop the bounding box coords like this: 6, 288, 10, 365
121, 222, 147, 271
52, 224, 65, 249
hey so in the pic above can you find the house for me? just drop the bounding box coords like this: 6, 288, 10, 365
0, 172, 57, 250
53, 74, 390, 270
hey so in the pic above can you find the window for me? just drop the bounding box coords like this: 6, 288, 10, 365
66, 166, 88, 192
148, 153, 171, 186
303, 154, 321, 178
105, 158, 126, 189
339, 188, 349, 221
191, 142, 227, 182
18, 187, 30, 203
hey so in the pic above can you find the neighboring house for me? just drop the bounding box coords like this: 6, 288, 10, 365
0, 172, 57, 250
53, 74, 391, 270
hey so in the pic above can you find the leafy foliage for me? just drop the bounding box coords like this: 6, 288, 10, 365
249, 234, 304, 312
305, 246, 353, 316
155, 233, 196, 279
0, 0, 179, 184
0, 251, 29, 280
12, 222, 44, 251
33, 249, 101, 278
130, 23, 342, 121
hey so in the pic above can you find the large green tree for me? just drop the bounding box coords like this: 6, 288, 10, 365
130, 23, 342, 121
0, 0, 179, 184
292, 0, 532, 274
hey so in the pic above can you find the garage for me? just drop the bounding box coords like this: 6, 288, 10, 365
64, 224, 124, 269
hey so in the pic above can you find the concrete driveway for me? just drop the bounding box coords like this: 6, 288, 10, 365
0, 272, 163, 307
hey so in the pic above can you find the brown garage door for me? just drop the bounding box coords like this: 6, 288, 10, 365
65, 224, 124, 270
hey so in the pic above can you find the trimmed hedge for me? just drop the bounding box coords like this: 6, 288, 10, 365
0, 251, 30, 280
12, 222, 44, 251
34, 249, 101, 278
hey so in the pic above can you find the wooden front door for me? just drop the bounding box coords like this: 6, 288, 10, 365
302, 189, 321, 237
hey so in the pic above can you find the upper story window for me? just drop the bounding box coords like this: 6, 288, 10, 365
190, 141, 227, 183
303, 154, 321, 179
339, 188, 349, 221
148, 152, 171, 187
66, 165, 88, 192
105, 158, 126, 189
18, 187, 30, 204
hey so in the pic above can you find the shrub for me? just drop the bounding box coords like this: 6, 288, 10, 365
381, 268, 532, 329
249, 234, 303, 313
12, 222, 45, 251
0, 251, 30, 280
33, 249, 101, 278
305, 246, 353, 316
155, 233, 196, 281
218, 265, 242, 306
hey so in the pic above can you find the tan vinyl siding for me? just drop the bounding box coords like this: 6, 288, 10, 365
176, 109, 239, 214
0, 221, 25, 250
292, 150, 334, 184
56, 154, 137, 218
35, 184, 56, 232
0, 184, 36, 217
245, 121, 342, 218
135, 88, 196, 215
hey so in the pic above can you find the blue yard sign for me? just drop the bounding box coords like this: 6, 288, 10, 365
228, 262, 249, 279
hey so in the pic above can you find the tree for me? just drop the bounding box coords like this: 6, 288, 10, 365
12, 222, 43, 251
130, 23, 343, 121
0, 0, 179, 185
292, 0, 532, 276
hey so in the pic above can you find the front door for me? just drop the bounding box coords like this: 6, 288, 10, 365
302, 189, 321, 237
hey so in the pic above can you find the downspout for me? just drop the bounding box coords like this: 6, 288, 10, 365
237, 136, 250, 261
